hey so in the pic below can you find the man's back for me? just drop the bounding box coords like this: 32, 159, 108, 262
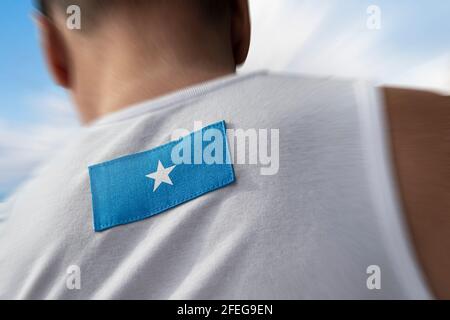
0, 72, 431, 299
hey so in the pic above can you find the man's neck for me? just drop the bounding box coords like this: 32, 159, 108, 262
65, 11, 236, 124
74, 63, 235, 124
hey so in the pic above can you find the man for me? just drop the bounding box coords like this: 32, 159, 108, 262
0, 0, 448, 299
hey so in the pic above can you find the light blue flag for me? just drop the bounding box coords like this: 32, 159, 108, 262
89, 121, 235, 232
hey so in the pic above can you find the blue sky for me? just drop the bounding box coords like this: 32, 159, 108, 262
0, 1, 78, 201
0, 0, 449, 200
0, 1, 61, 124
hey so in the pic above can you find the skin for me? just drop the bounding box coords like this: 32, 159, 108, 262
37, 0, 251, 123
383, 88, 450, 299
37, 0, 449, 298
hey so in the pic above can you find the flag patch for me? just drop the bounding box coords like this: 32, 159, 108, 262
88, 121, 235, 232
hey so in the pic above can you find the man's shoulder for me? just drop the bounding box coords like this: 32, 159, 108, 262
234, 71, 360, 98
208, 72, 364, 124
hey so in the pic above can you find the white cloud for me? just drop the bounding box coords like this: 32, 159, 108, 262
0, 92, 79, 200
24, 91, 78, 124
384, 54, 450, 94
243, 0, 449, 92
243, 0, 332, 72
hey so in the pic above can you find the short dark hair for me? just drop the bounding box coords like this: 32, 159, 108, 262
35, 0, 230, 23
36, 0, 117, 18
35, 0, 47, 15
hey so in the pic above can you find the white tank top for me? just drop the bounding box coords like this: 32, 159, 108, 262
0, 72, 431, 299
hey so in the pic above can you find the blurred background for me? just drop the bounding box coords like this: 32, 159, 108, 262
0, 0, 449, 201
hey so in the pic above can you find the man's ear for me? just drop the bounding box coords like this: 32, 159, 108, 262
35, 14, 71, 88
230, 0, 251, 66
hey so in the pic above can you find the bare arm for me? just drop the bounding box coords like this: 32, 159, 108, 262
383, 87, 450, 299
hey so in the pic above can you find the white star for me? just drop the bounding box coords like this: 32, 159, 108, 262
146, 161, 176, 192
